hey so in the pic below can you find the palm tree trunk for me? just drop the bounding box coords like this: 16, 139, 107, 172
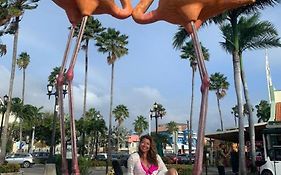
216, 92, 224, 131
106, 62, 114, 173
231, 15, 246, 174
233, 51, 246, 175
0, 17, 19, 163
189, 68, 195, 162
19, 68, 26, 152
82, 40, 89, 123
81, 41, 89, 158
240, 56, 256, 172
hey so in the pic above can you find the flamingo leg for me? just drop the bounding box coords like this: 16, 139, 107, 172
189, 21, 210, 175
65, 16, 88, 175
57, 26, 75, 175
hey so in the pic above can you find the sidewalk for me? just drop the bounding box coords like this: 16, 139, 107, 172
90, 166, 233, 175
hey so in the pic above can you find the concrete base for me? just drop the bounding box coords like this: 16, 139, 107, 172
44, 164, 56, 175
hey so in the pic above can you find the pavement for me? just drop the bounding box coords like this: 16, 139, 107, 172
21, 164, 234, 175
90, 166, 234, 175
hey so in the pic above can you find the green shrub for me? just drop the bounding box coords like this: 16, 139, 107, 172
78, 157, 92, 175
166, 164, 192, 175
55, 155, 93, 175
0, 164, 20, 173
91, 160, 107, 167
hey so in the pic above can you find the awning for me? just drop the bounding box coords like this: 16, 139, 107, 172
205, 122, 267, 142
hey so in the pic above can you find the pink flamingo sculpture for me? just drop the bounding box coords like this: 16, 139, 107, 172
51, 1, 132, 174
132, 0, 254, 174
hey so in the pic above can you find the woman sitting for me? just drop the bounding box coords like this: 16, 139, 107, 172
127, 134, 178, 175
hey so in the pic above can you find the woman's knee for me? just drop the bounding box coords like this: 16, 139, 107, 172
166, 168, 178, 175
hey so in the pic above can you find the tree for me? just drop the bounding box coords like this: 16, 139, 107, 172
219, 12, 281, 172
209, 72, 230, 131
112, 104, 129, 151
0, 0, 22, 56
173, 39, 209, 163
95, 27, 129, 168
34, 112, 60, 147
133, 115, 148, 136
255, 100, 270, 123
73, 17, 105, 123
0, 1, 22, 26
0, 0, 39, 164
17, 51, 30, 150
166, 121, 179, 154
21, 104, 43, 152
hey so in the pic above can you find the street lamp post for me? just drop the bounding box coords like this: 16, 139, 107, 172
47, 83, 67, 165
150, 102, 165, 156
0, 95, 8, 137
150, 102, 164, 135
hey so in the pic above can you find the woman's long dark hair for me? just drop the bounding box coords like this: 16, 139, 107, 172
138, 135, 158, 166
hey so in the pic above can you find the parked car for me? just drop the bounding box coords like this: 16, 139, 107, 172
92, 153, 107, 161
120, 154, 130, 168
31, 151, 49, 164
176, 154, 189, 164
163, 153, 178, 164
5, 153, 35, 168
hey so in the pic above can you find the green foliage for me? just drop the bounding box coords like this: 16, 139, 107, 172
133, 115, 148, 136
95, 28, 129, 65
209, 72, 230, 99
255, 100, 270, 122
78, 157, 92, 175
113, 104, 129, 127
166, 164, 192, 175
91, 160, 107, 167
0, 164, 20, 173
55, 155, 93, 175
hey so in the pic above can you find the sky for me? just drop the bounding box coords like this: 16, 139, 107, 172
0, 1, 281, 134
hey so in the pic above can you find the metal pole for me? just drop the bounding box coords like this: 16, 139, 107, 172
0, 112, 4, 136
148, 114, 151, 135
155, 116, 158, 134
30, 126, 35, 153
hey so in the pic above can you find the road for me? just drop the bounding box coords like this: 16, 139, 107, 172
20, 164, 45, 175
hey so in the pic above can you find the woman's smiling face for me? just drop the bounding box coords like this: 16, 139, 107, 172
140, 138, 151, 153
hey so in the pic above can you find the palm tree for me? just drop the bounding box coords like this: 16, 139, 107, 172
0, 0, 39, 164
173, 39, 209, 162
0, 1, 22, 26
0, 42, 6, 57
112, 104, 129, 151
95, 27, 129, 169
73, 17, 105, 122
133, 115, 149, 136
209, 72, 230, 131
167, 121, 179, 154
17, 51, 30, 149
219, 12, 281, 172
231, 105, 239, 127
255, 100, 270, 123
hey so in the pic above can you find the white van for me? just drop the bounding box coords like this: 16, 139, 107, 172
259, 123, 281, 175
259, 146, 281, 175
